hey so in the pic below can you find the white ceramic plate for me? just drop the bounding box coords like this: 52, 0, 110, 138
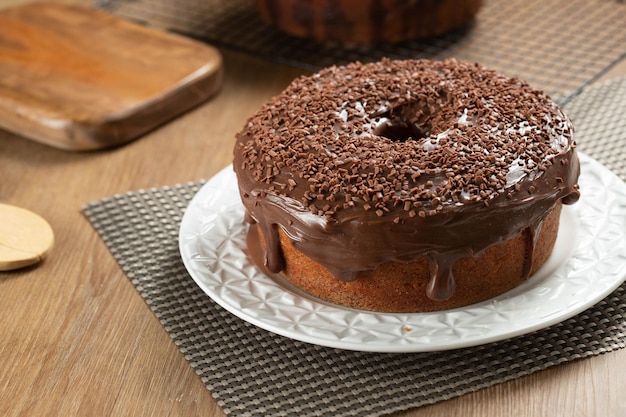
179, 153, 626, 352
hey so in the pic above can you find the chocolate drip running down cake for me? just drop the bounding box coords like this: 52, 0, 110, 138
233, 59, 580, 313
255, 0, 484, 44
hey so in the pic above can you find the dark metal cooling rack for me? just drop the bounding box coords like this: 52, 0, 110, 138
95, 0, 626, 104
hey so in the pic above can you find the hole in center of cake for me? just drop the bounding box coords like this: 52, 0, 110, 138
373, 103, 432, 143
376, 120, 430, 142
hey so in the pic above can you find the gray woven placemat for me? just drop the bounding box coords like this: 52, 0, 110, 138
83, 78, 626, 417
96, 0, 626, 104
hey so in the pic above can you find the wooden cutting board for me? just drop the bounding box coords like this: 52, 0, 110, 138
0, 2, 223, 151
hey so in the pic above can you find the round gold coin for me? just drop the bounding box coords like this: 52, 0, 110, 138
0, 203, 54, 271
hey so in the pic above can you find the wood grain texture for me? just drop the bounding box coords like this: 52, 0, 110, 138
1, 1, 626, 415
0, 2, 222, 150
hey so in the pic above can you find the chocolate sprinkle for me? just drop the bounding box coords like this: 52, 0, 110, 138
236, 59, 574, 219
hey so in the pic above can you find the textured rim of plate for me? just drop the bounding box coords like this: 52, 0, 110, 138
179, 153, 626, 352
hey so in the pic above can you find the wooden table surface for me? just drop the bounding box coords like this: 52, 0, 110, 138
2, 1, 626, 416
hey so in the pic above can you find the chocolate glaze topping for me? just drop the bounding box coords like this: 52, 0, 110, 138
233, 59, 580, 301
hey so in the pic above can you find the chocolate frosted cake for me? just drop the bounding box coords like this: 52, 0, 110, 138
255, 0, 484, 44
233, 58, 580, 312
